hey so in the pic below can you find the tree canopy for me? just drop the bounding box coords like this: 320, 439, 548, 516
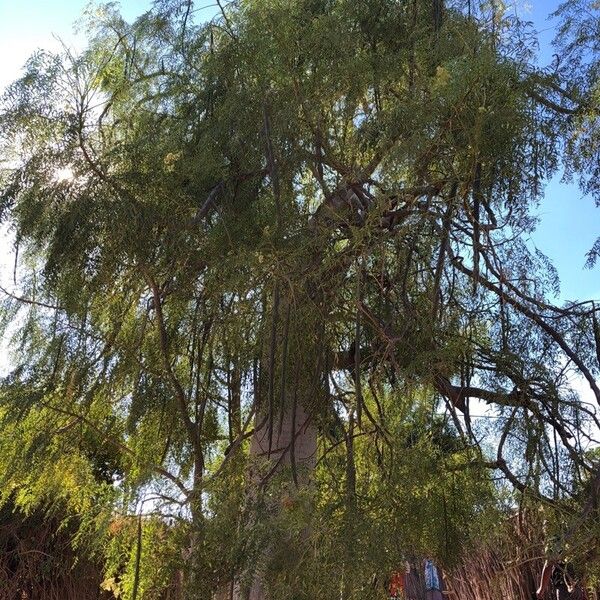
1, 1, 600, 598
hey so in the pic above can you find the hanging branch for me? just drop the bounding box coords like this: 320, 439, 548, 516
266, 283, 280, 457
216, 0, 236, 39
39, 399, 189, 497
431, 182, 458, 318
345, 410, 357, 506
0, 284, 63, 311
433, 0, 444, 32
141, 268, 204, 501
278, 302, 291, 438
263, 100, 282, 233
290, 360, 300, 489
131, 511, 143, 600
592, 302, 600, 369
354, 257, 363, 428
472, 162, 483, 294
450, 254, 600, 407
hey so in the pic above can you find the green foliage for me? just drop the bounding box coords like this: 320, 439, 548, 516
229, 392, 499, 600
0, 0, 599, 598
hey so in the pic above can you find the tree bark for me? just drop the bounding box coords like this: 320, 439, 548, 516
215, 282, 322, 600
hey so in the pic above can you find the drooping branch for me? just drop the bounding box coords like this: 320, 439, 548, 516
0, 284, 63, 311
450, 253, 600, 406
39, 398, 190, 497
142, 269, 201, 465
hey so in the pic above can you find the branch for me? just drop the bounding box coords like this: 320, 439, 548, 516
40, 399, 189, 497
190, 181, 224, 225
0, 284, 63, 311
142, 269, 200, 456
450, 254, 600, 406
527, 88, 580, 115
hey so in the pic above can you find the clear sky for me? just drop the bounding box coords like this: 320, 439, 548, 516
524, 0, 600, 302
0, 0, 597, 302
0, 0, 152, 89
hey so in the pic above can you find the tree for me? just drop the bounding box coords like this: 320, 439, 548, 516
0, 0, 599, 598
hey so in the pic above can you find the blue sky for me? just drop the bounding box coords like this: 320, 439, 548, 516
0, 0, 597, 301
524, 0, 600, 302
0, 0, 152, 89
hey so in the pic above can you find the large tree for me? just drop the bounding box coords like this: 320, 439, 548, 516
1, 0, 600, 598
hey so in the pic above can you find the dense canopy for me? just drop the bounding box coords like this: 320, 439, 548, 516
1, 1, 600, 598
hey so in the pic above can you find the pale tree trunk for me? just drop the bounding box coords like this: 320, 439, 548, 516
217, 285, 323, 600
214, 398, 318, 600
249, 400, 317, 482
244, 401, 317, 600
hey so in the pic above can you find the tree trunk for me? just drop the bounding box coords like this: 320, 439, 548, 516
244, 401, 317, 600
221, 284, 323, 600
